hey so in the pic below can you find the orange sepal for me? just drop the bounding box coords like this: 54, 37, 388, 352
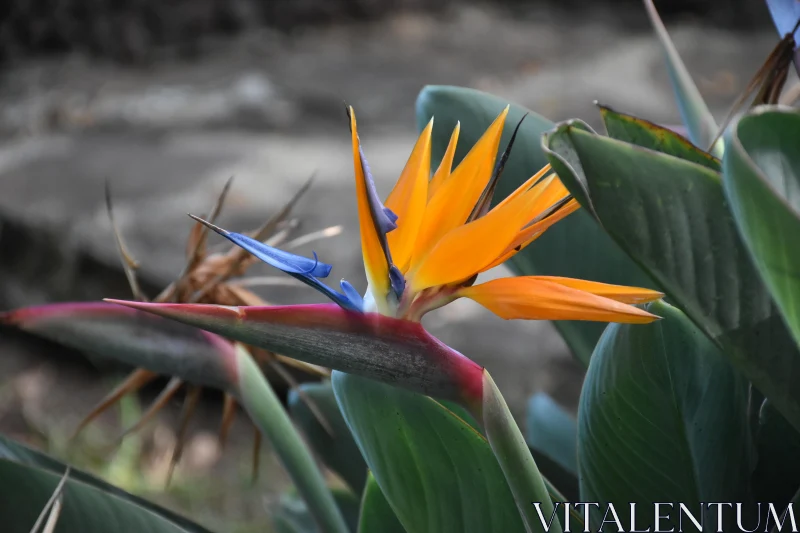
458, 277, 661, 323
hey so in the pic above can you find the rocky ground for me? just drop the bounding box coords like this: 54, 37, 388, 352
0, 4, 787, 531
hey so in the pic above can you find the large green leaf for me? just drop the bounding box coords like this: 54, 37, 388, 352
722, 106, 800, 350
358, 473, 405, 533
0, 435, 213, 533
288, 382, 367, 494
543, 120, 800, 432
723, 106, 800, 519
579, 301, 753, 531
599, 104, 721, 171
331, 371, 526, 533
416, 85, 656, 365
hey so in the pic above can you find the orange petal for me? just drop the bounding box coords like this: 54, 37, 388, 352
409, 178, 542, 291
517, 197, 580, 247
475, 171, 568, 271
493, 164, 553, 211
385, 119, 432, 272
458, 277, 660, 323
485, 198, 580, 270
350, 107, 391, 307
523, 175, 570, 222
428, 122, 461, 200
482, 174, 575, 271
411, 107, 509, 269
526, 277, 664, 304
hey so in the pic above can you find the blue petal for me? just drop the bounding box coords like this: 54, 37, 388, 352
358, 146, 398, 235
383, 206, 399, 226
225, 232, 332, 278
766, 0, 800, 43
190, 215, 364, 312
339, 280, 365, 311
299, 275, 363, 313
226, 233, 363, 311
389, 265, 405, 301
357, 145, 406, 303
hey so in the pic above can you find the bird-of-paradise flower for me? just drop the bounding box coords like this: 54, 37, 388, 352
183, 106, 662, 326
108, 106, 663, 409
99, 107, 664, 533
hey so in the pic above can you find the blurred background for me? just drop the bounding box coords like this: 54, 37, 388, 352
0, 1, 785, 531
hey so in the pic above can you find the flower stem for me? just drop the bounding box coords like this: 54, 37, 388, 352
234, 344, 350, 533
472, 369, 563, 533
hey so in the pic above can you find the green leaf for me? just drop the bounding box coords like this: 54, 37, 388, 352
287, 382, 367, 494
543, 120, 800, 432
358, 473, 405, 533
579, 301, 753, 531
598, 104, 721, 171
416, 85, 656, 365
643, 0, 722, 156
235, 345, 350, 533
273, 488, 361, 533
438, 400, 481, 432
722, 106, 800, 350
752, 400, 800, 509
331, 371, 527, 533
0, 435, 213, 533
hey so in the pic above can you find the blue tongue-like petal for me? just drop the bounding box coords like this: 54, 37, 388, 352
188, 215, 364, 312
356, 146, 405, 301
388, 266, 405, 302
220, 230, 332, 278
339, 280, 365, 310
359, 146, 399, 235
384, 207, 399, 226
